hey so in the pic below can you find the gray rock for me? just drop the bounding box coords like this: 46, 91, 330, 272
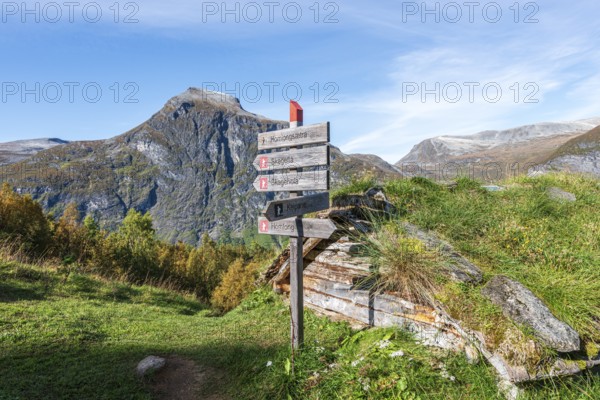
136, 356, 166, 377
365, 187, 388, 202
527, 170, 546, 178
464, 345, 480, 365
547, 187, 576, 202
481, 276, 580, 352
0, 138, 69, 166
332, 187, 397, 217
497, 380, 522, 400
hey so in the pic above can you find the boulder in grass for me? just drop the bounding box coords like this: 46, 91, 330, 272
547, 187, 576, 202
481, 276, 580, 353
136, 356, 166, 377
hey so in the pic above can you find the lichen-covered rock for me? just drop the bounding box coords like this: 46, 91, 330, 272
332, 186, 397, 216
481, 276, 580, 352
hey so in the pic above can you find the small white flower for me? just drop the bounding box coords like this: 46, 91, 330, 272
377, 340, 391, 349
266, 361, 273, 367
363, 384, 370, 392
351, 357, 365, 367
390, 350, 405, 358
440, 367, 454, 381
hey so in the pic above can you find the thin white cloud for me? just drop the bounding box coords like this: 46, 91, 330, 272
335, 2, 600, 163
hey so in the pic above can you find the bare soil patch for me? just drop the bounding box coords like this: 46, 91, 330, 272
149, 355, 230, 400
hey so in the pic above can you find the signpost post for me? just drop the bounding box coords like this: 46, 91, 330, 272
255, 101, 333, 351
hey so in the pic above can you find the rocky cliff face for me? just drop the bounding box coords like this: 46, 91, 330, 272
1, 88, 401, 244
534, 125, 600, 178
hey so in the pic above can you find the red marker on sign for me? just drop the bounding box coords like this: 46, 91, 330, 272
259, 156, 269, 170
259, 220, 269, 233
290, 100, 303, 128
259, 177, 269, 190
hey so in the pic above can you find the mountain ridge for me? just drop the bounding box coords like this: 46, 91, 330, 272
396, 118, 600, 180
398, 118, 600, 165
0, 138, 70, 165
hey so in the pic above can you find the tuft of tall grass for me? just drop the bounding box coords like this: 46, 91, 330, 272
362, 218, 447, 306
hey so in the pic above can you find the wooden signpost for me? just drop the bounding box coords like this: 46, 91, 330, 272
262, 192, 330, 221
255, 101, 333, 351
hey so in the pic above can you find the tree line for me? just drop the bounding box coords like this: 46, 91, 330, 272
0, 183, 271, 312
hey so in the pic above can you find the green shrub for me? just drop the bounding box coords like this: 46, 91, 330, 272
89, 209, 160, 283
211, 258, 260, 313
0, 182, 52, 254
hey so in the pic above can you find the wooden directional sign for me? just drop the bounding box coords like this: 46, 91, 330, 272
258, 122, 330, 151
258, 217, 336, 239
253, 170, 329, 192
255, 102, 332, 351
263, 192, 329, 221
253, 145, 329, 172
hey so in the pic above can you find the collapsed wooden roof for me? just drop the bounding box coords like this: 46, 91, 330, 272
262, 188, 600, 387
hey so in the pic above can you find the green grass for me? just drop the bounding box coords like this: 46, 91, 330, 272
367, 174, 600, 346
0, 261, 289, 399
331, 176, 378, 199
2, 260, 600, 399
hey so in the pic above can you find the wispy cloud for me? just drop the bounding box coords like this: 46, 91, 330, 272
335, 1, 600, 162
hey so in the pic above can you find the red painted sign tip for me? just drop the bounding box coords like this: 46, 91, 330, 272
290, 100, 304, 123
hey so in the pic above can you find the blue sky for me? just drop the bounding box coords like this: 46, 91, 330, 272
1, 0, 599, 162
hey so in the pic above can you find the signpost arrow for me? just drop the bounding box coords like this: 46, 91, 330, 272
253, 170, 329, 192
263, 192, 330, 221
253, 145, 329, 172
258, 217, 336, 239
258, 122, 330, 151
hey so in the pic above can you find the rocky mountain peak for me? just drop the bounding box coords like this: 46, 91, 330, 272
164, 87, 253, 115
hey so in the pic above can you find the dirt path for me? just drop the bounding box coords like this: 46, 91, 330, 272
149, 356, 230, 400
